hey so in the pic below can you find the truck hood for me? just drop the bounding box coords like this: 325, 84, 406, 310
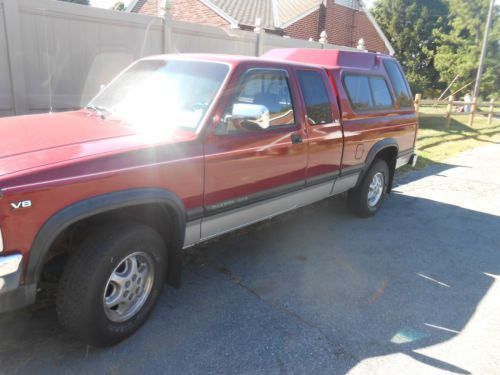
0, 111, 196, 179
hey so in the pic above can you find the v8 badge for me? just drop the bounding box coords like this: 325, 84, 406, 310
10, 200, 32, 210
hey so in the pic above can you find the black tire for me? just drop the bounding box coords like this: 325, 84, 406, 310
57, 222, 167, 347
348, 159, 389, 218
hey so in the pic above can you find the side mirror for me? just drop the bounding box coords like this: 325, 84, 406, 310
232, 103, 270, 130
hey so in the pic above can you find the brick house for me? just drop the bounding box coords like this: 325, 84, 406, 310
128, 0, 393, 54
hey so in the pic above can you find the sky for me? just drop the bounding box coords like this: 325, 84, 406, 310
91, 0, 132, 8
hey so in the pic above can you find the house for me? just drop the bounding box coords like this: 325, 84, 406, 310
127, 0, 394, 54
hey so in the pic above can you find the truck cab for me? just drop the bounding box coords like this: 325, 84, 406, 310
264, 48, 418, 179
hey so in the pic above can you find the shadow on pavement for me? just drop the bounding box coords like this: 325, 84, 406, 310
395, 159, 470, 186
0, 167, 498, 374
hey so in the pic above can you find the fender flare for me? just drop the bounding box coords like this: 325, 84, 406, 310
27, 188, 186, 286
359, 139, 399, 189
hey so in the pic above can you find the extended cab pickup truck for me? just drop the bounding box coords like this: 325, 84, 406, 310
0, 49, 417, 346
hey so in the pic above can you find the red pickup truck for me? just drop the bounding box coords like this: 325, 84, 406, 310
0, 49, 417, 346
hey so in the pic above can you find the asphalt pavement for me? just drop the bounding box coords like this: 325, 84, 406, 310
0, 143, 499, 375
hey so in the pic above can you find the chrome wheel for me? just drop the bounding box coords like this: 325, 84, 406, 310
367, 172, 384, 207
103, 251, 155, 323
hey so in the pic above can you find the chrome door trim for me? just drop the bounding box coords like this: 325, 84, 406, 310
331, 173, 360, 195
182, 173, 360, 248
200, 180, 333, 242
183, 219, 201, 249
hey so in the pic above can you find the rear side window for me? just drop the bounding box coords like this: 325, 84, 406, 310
296, 70, 333, 125
370, 77, 393, 108
344, 74, 394, 111
344, 75, 373, 111
383, 60, 412, 107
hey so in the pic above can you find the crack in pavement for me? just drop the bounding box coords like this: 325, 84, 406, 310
208, 258, 359, 363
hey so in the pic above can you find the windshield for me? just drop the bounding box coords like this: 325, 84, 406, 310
88, 59, 229, 131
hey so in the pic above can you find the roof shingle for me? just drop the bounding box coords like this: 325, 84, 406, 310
277, 0, 322, 26
207, 0, 325, 29
209, 0, 274, 28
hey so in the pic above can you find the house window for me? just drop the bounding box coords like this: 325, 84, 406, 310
334, 0, 360, 10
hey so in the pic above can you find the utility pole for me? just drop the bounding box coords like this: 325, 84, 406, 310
473, 0, 495, 99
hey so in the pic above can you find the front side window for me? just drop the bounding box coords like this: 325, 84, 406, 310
223, 69, 295, 133
89, 59, 229, 131
383, 60, 413, 107
297, 70, 333, 125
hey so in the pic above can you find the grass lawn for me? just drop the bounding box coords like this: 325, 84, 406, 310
409, 105, 500, 169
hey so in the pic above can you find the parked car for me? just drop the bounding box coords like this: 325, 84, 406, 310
0, 49, 418, 346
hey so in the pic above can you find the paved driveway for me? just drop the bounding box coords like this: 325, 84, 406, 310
1, 144, 499, 375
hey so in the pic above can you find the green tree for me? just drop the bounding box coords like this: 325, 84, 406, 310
372, 0, 449, 97
58, 0, 90, 4
433, 0, 500, 99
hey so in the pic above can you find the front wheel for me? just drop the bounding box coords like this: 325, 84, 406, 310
57, 222, 167, 346
348, 159, 389, 218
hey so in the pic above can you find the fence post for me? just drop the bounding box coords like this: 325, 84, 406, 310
2, 0, 29, 115
468, 97, 478, 127
445, 95, 454, 128
414, 93, 421, 118
487, 98, 495, 125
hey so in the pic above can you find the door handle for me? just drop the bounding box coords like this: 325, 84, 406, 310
291, 133, 302, 144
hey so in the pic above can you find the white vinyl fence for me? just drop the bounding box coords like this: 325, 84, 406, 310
0, 0, 358, 117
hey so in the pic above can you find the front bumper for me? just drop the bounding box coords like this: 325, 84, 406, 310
0, 253, 36, 313
0, 253, 23, 292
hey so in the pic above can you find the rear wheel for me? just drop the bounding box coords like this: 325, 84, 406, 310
57, 222, 167, 346
348, 159, 389, 217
